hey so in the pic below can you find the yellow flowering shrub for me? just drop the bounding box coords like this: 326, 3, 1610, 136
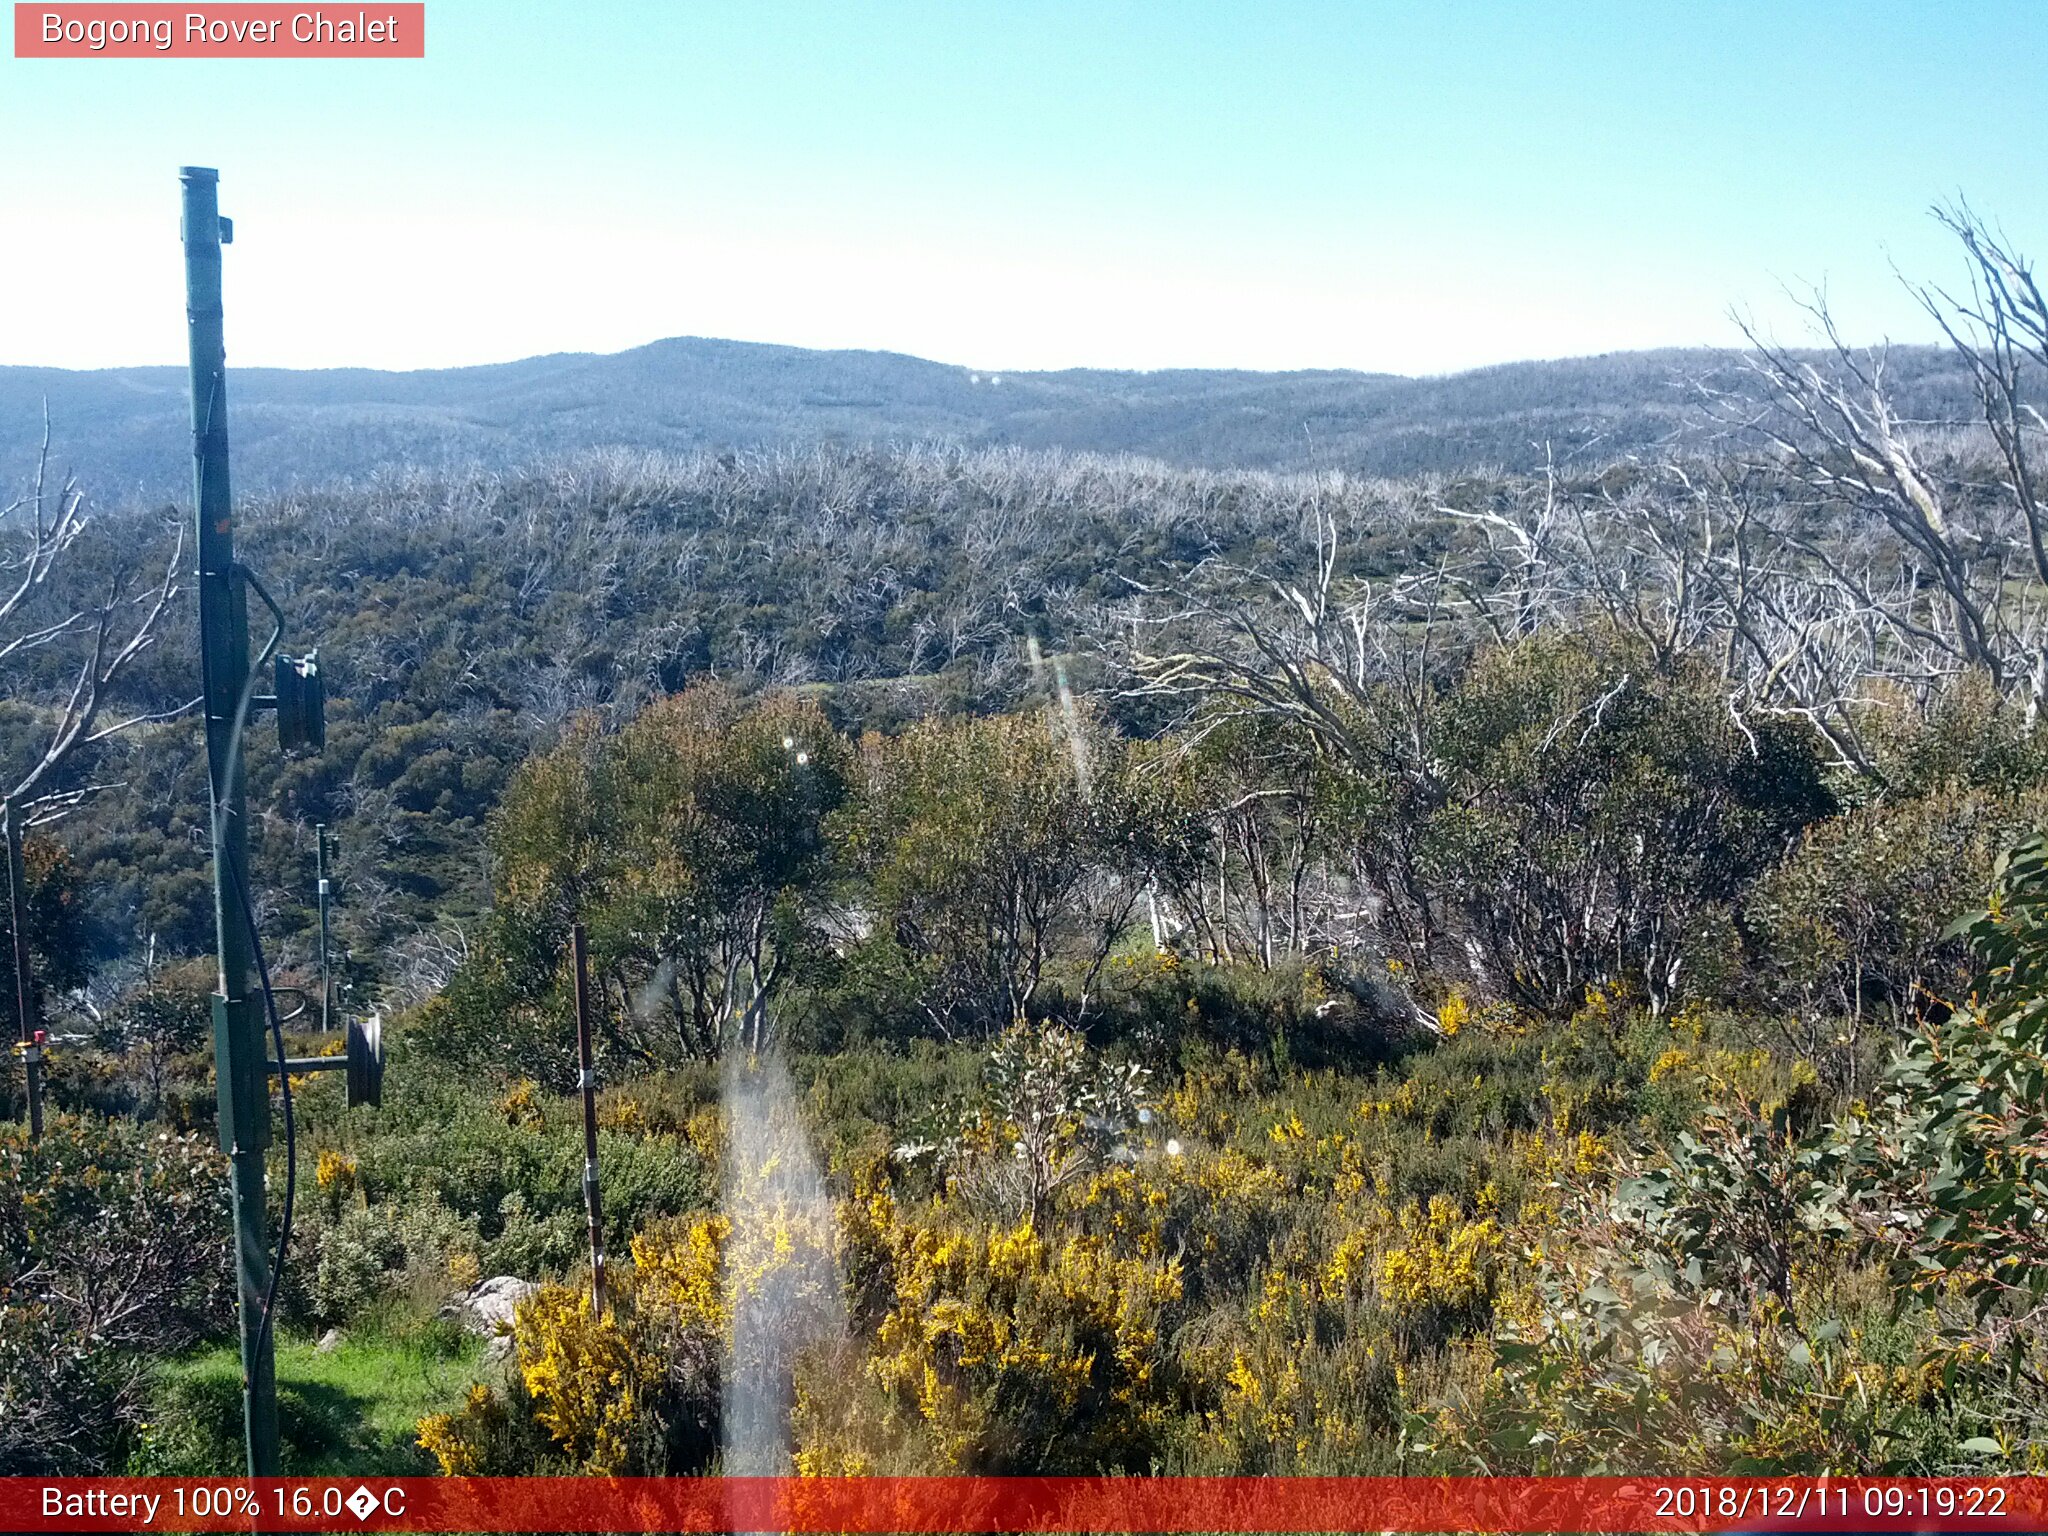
684, 1105, 724, 1174
418, 1383, 515, 1476
597, 1093, 649, 1135
1074, 1162, 1171, 1257
1069, 1142, 1291, 1307
447, 1248, 482, 1292
313, 1148, 356, 1194
728, 1196, 842, 1339
632, 1213, 730, 1334
1511, 1125, 1614, 1182
416, 1212, 750, 1476
1184, 1257, 1402, 1473
514, 1283, 658, 1474
1436, 991, 1471, 1037
496, 1078, 542, 1128
1157, 1050, 1263, 1141
1375, 1196, 1502, 1348
418, 1273, 675, 1478
858, 1185, 1183, 1472
285, 1036, 346, 1094
421, 992, 1898, 1481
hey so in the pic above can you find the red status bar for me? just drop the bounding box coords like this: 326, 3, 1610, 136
7, 1476, 2048, 1533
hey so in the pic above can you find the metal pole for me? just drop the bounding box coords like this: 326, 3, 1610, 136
183, 164, 278, 1478
571, 923, 606, 1315
316, 823, 331, 1036
5, 803, 44, 1140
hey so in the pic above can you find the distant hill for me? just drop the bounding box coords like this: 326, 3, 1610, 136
0, 335, 1984, 500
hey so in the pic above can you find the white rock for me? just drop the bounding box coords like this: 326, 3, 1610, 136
442, 1275, 535, 1335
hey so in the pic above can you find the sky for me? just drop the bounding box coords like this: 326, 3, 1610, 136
1, 1, 2041, 376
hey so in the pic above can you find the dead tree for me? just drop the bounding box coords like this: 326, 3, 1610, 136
1912, 202, 2048, 709
1710, 207, 2048, 730
3, 416, 193, 1131
1112, 499, 1467, 966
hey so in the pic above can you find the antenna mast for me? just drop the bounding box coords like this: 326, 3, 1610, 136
182, 163, 280, 1477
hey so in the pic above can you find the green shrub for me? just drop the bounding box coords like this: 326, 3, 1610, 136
1744, 786, 2048, 1085
130, 1353, 385, 1475
0, 1300, 138, 1474
1094, 954, 1385, 1071
1441, 834, 2048, 1474
1861, 673, 2048, 801
838, 708, 1158, 1039
304, 1197, 479, 1327
319, 1057, 710, 1254
0, 1117, 232, 1472
1849, 834, 2048, 1365
92, 960, 216, 1119
1419, 630, 1833, 1016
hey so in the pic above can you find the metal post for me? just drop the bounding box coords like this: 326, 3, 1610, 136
571, 924, 606, 1315
5, 803, 44, 1140
183, 164, 278, 1478
316, 823, 331, 1036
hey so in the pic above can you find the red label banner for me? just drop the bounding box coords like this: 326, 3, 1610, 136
13, 4, 423, 57
4, 1476, 2048, 1533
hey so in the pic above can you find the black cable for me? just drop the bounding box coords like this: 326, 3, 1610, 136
204, 551, 291, 1356
203, 541, 296, 1361
228, 844, 294, 1361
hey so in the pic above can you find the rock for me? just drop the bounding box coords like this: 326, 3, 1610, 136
441, 1275, 536, 1336
484, 1333, 515, 1365
314, 1327, 343, 1355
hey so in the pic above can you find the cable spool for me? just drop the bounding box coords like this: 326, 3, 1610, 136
345, 1011, 383, 1108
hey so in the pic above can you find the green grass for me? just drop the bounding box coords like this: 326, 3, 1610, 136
134, 1322, 485, 1476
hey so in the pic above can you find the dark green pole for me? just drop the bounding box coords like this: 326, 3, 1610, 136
182, 164, 279, 1478
5, 802, 44, 1140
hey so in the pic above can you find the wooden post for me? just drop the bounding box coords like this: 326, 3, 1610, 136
571, 923, 606, 1315
315, 823, 332, 1037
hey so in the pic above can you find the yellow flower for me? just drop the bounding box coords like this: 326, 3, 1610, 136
597, 1094, 648, 1134
865, 1209, 1182, 1469
417, 1383, 506, 1476
1437, 991, 1471, 1037
497, 1078, 542, 1128
313, 1148, 356, 1193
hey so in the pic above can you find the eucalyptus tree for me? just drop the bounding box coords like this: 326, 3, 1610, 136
482, 683, 849, 1061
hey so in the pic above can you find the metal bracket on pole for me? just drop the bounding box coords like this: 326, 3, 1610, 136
267, 1011, 381, 1108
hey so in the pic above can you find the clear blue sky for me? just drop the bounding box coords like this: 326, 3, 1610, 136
1, 1, 2039, 374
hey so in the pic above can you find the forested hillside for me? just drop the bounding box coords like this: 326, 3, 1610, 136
2, 445, 1467, 991
0, 336, 1993, 500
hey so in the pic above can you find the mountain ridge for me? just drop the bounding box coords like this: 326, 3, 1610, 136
0, 334, 1978, 499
